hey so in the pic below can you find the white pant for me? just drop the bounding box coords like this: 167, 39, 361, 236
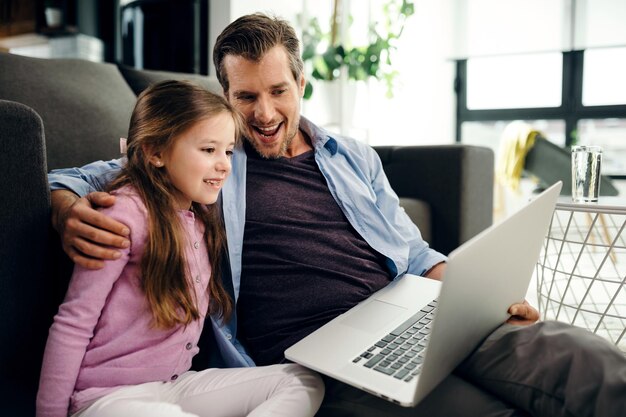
73, 364, 324, 417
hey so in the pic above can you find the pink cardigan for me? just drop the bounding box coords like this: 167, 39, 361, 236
36, 187, 211, 417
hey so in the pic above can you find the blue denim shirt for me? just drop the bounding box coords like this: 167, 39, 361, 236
49, 116, 447, 368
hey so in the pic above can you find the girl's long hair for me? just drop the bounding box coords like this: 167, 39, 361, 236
108, 80, 243, 329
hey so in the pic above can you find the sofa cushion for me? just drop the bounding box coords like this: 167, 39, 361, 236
399, 197, 431, 243
375, 145, 493, 254
0, 52, 136, 170
117, 64, 223, 96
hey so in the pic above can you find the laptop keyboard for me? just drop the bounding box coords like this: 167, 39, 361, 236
351, 299, 438, 383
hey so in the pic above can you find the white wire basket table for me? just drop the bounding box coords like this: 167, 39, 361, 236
535, 198, 626, 354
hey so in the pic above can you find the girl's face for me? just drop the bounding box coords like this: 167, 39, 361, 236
155, 112, 236, 210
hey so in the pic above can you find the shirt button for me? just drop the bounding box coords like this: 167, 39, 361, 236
186, 342, 193, 350
226, 334, 232, 340
195, 275, 200, 283
171, 374, 178, 381
193, 241, 199, 249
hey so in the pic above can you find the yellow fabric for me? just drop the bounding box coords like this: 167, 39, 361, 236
496, 121, 542, 192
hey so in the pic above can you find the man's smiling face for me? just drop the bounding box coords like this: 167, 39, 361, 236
223, 46, 306, 159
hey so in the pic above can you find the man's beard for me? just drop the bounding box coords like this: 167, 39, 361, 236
245, 117, 300, 159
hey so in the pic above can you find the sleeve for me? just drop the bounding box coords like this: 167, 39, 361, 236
365, 147, 447, 276
35, 193, 145, 417
48, 158, 125, 197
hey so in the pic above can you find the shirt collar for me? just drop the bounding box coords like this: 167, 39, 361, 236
299, 116, 339, 156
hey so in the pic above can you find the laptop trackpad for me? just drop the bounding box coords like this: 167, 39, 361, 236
339, 300, 406, 334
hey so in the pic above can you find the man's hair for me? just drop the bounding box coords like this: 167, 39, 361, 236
108, 80, 244, 328
213, 13, 304, 94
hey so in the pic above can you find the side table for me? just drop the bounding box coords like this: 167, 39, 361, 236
535, 197, 626, 353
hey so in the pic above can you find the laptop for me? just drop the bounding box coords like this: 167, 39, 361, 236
285, 181, 562, 407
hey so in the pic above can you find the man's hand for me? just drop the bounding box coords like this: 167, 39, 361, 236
506, 300, 540, 326
424, 262, 446, 280
51, 190, 130, 269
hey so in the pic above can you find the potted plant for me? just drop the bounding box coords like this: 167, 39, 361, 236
300, 0, 415, 99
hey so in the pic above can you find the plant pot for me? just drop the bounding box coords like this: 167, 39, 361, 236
45, 7, 63, 29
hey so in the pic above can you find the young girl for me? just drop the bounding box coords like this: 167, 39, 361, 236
36, 80, 324, 417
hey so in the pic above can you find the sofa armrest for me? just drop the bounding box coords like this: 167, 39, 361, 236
0, 100, 56, 416
374, 145, 494, 255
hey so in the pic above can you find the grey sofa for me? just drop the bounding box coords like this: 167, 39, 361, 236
0, 51, 494, 416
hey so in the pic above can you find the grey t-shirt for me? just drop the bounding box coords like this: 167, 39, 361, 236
237, 142, 391, 365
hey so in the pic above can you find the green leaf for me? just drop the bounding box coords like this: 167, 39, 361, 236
303, 81, 313, 100
322, 46, 343, 76
302, 43, 317, 61
311, 68, 325, 81
401, 0, 415, 17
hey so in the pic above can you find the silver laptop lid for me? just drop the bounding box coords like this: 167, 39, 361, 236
415, 181, 563, 402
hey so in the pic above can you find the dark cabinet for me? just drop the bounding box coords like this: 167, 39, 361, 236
120, 0, 208, 74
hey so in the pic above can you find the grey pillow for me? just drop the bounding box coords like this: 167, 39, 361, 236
0, 52, 136, 170
117, 64, 223, 96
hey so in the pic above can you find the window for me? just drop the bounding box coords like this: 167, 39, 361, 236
582, 47, 626, 106
456, 47, 626, 178
461, 120, 566, 153
466, 53, 562, 110
577, 118, 626, 176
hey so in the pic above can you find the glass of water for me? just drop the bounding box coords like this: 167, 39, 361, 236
571, 145, 602, 202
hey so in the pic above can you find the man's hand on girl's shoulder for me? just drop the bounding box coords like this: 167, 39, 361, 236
52, 190, 130, 269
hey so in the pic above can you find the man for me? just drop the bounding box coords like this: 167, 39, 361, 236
48, 13, 625, 417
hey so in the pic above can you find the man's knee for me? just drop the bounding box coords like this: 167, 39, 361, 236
458, 321, 626, 417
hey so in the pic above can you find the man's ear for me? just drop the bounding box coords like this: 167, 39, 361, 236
298, 74, 306, 98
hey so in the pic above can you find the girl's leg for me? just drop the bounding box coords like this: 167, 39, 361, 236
73, 382, 197, 417
173, 364, 324, 417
